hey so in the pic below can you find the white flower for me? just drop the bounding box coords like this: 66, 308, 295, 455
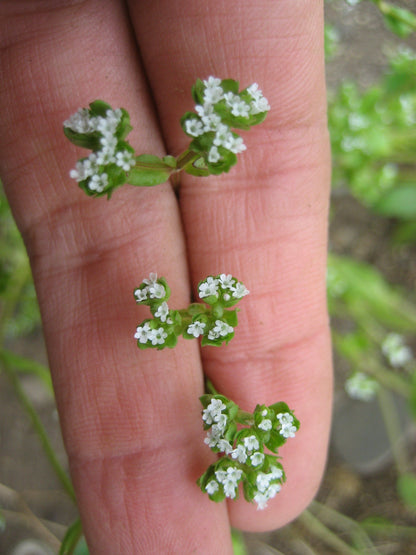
88, 173, 109, 193
253, 492, 270, 510
254, 482, 281, 510
256, 472, 271, 493
134, 322, 151, 344
345, 372, 379, 402
148, 282, 166, 299
208, 320, 233, 340
269, 466, 283, 480
134, 288, 148, 303
215, 466, 243, 499
198, 276, 219, 298
246, 84, 271, 114
224, 93, 250, 118
213, 124, 233, 148
185, 118, 204, 137
223, 134, 246, 154
280, 424, 297, 439
202, 398, 227, 425
215, 414, 228, 433
217, 439, 233, 454
243, 435, 259, 452
205, 480, 219, 495
277, 414, 296, 438
250, 452, 265, 467
276, 413, 294, 426
203, 76, 224, 104
250, 96, 271, 115
258, 418, 272, 431
208, 146, 222, 163
96, 149, 116, 166
148, 327, 168, 345
231, 444, 248, 464
143, 273, 158, 285
154, 302, 169, 322
64, 108, 97, 133
96, 110, 121, 135
187, 321, 206, 338
219, 274, 236, 290
69, 154, 99, 182
115, 150, 135, 171
99, 133, 117, 152
233, 282, 250, 298
223, 480, 238, 499
382, 333, 413, 368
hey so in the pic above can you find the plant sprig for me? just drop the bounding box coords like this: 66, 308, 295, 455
63, 77, 270, 197
197, 385, 300, 510
133, 273, 249, 349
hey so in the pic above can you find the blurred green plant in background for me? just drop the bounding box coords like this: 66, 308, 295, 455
1, 0, 416, 553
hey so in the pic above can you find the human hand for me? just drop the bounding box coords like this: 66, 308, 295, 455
0, 1, 332, 553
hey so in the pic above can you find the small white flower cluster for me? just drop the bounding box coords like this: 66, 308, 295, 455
276, 412, 297, 439
207, 319, 234, 341
381, 333, 413, 368
345, 371, 379, 402
134, 273, 167, 303
133, 274, 172, 347
183, 77, 270, 164
134, 322, 168, 346
205, 466, 243, 500
201, 397, 288, 509
203, 398, 229, 450
65, 107, 135, 193
253, 466, 283, 510
198, 274, 249, 302
257, 409, 297, 439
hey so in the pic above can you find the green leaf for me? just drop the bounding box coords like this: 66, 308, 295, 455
383, 6, 416, 37
221, 309, 238, 327
231, 529, 247, 555
89, 100, 112, 117
374, 184, 416, 219
127, 154, 172, 187
59, 518, 84, 555
0, 349, 53, 393
397, 473, 416, 510
63, 127, 101, 150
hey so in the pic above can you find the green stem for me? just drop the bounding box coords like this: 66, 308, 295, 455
1, 359, 76, 502
176, 148, 201, 170
0, 255, 31, 341
298, 509, 363, 555
377, 387, 411, 475
310, 500, 381, 554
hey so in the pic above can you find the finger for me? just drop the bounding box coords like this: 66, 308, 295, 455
0, 1, 233, 552
128, 0, 332, 530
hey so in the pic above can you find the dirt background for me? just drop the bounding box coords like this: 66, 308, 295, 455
1, 1, 416, 554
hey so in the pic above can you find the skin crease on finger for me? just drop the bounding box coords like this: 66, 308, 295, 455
0, 0, 332, 549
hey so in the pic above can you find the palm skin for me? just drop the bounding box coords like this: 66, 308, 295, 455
0, 1, 332, 553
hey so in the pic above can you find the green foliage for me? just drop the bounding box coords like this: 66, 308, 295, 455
133, 274, 248, 349
59, 518, 88, 555
198, 392, 299, 509
0, 186, 41, 338
231, 529, 247, 555
397, 473, 416, 511
329, 48, 416, 219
